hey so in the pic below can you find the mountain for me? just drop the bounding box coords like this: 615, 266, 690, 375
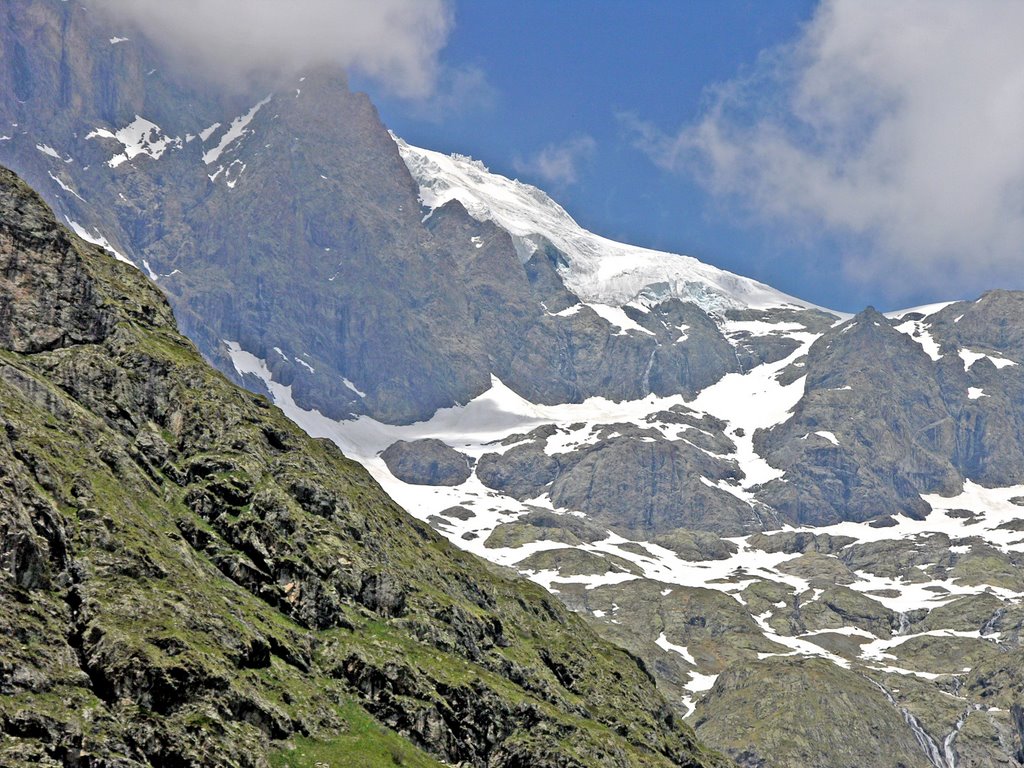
3, 2, 1024, 767
0, 166, 729, 767
394, 138, 809, 313
0, 0, 800, 427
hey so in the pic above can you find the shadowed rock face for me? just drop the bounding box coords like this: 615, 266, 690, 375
381, 438, 473, 486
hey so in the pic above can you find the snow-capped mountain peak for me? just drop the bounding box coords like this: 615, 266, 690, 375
395, 134, 816, 314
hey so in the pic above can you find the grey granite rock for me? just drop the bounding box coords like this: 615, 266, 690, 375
380, 439, 473, 486
755, 307, 962, 525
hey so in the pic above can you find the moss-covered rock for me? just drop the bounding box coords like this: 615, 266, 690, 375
693, 657, 932, 768
650, 531, 738, 561
516, 548, 642, 578
558, 579, 788, 707
485, 510, 608, 549
775, 552, 858, 586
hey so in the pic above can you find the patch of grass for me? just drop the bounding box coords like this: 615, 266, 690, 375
270, 702, 444, 768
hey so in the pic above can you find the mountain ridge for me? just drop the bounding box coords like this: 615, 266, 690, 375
0, 1, 839, 429
394, 137, 829, 315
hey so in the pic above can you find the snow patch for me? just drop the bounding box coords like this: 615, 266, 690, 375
723, 320, 806, 337
48, 172, 85, 202
66, 219, 134, 267
35, 144, 65, 161
885, 301, 957, 320
203, 96, 271, 165
959, 348, 1017, 371
548, 304, 583, 318
685, 671, 718, 694
586, 303, 655, 336
689, 334, 816, 489
86, 117, 181, 168
814, 430, 839, 446
343, 378, 367, 398
198, 122, 221, 142
655, 632, 697, 665
893, 319, 942, 361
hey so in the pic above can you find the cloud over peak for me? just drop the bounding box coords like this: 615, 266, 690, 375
92, 0, 453, 98
514, 136, 597, 188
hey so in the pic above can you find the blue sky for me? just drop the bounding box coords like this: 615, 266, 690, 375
363, 0, 1024, 313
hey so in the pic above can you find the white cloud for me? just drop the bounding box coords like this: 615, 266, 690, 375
514, 136, 597, 187
628, 0, 1024, 299
91, 0, 453, 98
402, 64, 496, 122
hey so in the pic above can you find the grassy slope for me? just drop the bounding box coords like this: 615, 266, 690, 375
0, 167, 729, 767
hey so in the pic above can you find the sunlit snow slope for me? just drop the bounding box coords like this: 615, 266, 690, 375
395, 136, 819, 313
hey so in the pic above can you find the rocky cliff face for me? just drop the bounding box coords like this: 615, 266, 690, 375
0, 166, 728, 767
756, 302, 1024, 527
756, 307, 962, 525
0, 175, 110, 352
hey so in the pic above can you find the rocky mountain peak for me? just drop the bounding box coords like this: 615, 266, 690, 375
806, 305, 936, 391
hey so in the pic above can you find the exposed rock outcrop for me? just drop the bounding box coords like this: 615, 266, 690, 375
381, 438, 473, 486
